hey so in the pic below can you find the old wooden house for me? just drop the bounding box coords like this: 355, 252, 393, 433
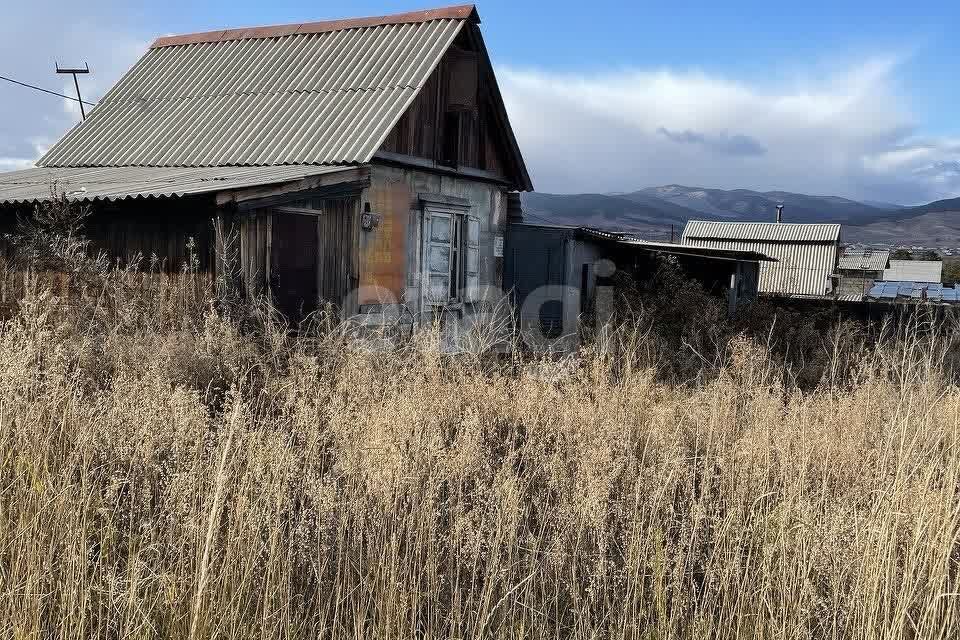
0, 4, 531, 323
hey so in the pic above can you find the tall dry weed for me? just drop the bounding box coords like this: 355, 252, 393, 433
1, 201, 959, 638
0, 277, 958, 639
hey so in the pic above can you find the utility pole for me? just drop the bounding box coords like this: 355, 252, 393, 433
55, 62, 90, 120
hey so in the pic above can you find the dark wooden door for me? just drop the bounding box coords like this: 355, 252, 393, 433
270, 212, 319, 324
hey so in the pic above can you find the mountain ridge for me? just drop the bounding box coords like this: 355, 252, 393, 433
521, 186, 960, 245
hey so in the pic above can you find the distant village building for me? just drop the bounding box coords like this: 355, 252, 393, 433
681, 221, 841, 298
836, 249, 890, 300
0, 5, 532, 325
884, 260, 943, 284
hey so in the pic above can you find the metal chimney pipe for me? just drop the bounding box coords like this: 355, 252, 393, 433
776, 204, 784, 223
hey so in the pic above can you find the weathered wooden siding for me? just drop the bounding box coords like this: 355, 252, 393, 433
0, 197, 217, 274
316, 198, 360, 309
0, 198, 217, 315
86, 200, 215, 272
377, 39, 508, 177
234, 195, 360, 314
380, 70, 439, 162
237, 210, 270, 298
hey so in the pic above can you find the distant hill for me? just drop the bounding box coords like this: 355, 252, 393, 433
636, 185, 886, 223
842, 196, 960, 243
844, 210, 960, 246
522, 192, 698, 232
521, 185, 960, 246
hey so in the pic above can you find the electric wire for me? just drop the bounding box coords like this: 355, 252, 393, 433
0, 73, 97, 106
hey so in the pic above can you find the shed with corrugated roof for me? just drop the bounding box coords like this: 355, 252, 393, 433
835, 248, 890, 300
681, 220, 841, 298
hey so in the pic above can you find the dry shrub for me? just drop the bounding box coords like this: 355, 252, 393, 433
605, 256, 960, 391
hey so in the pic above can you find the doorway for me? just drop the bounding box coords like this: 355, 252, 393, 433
270, 211, 319, 324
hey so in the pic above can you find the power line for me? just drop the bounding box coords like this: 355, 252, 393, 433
0, 73, 97, 107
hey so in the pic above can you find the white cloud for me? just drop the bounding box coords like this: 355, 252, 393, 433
2, 4, 956, 207
0, 1, 148, 169
498, 56, 960, 204
0, 157, 34, 173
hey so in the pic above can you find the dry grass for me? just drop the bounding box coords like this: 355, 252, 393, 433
0, 282, 958, 640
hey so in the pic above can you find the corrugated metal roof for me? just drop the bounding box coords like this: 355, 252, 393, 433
619, 239, 774, 263
0, 165, 355, 204
883, 260, 943, 283
681, 220, 841, 243
836, 293, 865, 302
838, 249, 890, 271
37, 15, 466, 168
572, 226, 775, 262
681, 220, 840, 297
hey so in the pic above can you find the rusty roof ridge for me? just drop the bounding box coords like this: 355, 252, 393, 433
150, 4, 477, 48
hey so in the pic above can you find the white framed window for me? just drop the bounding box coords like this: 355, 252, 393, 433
423, 206, 480, 306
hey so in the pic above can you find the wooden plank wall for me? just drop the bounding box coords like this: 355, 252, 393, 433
238, 210, 270, 299
315, 197, 359, 308
85, 199, 215, 272
235, 195, 360, 313
379, 70, 439, 161
377, 40, 509, 178
0, 197, 216, 274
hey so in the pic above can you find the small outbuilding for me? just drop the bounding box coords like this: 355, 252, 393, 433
681, 220, 841, 299
883, 260, 943, 284
836, 249, 890, 300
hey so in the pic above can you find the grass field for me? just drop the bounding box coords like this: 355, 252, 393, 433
1, 272, 959, 638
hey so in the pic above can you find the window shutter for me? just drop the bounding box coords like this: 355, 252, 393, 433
465, 215, 481, 301
424, 213, 453, 306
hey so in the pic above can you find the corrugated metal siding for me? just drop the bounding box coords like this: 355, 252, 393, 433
682, 220, 841, 297
0, 165, 354, 203
682, 220, 841, 243
884, 260, 943, 283
683, 237, 838, 297
38, 19, 464, 168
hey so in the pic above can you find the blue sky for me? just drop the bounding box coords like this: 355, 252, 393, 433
2, 0, 959, 203
152, 0, 960, 132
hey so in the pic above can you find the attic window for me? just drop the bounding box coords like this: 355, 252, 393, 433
440, 110, 462, 168
439, 49, 479, 168
446, 50, 478, 110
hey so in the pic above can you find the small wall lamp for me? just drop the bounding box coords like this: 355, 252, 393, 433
361, 202, 381, 231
